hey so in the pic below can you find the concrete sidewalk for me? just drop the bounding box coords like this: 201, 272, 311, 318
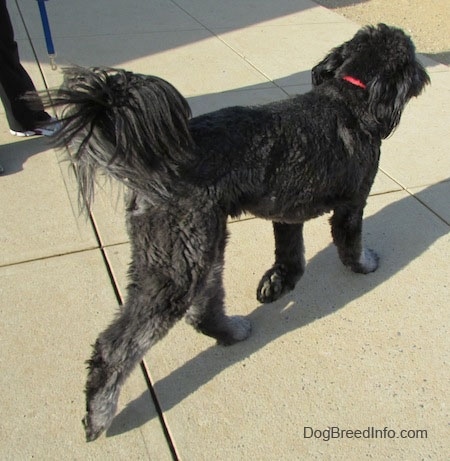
1, 1, 448, 459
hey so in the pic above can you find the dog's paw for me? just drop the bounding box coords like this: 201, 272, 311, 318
83, 412, 108, 442
83, 377, 120, 442
217, 316, 252, 346
257, 270, 284, 303
257, 265, 297, 303
352, 248, 379, 274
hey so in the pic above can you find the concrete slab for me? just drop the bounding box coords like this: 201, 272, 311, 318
409, 180, 450, 225
0, 138, 97, 266
32, 29, 276, 97
174, 0, 351, 29
380, 69, 450, 188
12, 0, 204, 39
417, 54, 449, 74
0, 250, 172, 459
371, 170, 403, 196
105, 190, 449, 459
214, 22, 359, 87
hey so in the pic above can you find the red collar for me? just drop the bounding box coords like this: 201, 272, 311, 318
342, 75, 366, 89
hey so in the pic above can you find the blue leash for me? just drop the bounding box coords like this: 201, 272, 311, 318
36, 0, 57, 69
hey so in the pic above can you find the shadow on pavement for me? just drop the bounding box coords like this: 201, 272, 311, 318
108, 180, 449, 437
0, 136, 52, 175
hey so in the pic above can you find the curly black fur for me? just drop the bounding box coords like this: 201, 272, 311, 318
40, 24, 429, 441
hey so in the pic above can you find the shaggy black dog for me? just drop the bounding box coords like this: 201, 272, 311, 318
43, 24, 429, 440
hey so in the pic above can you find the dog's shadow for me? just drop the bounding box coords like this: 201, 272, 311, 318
107, 181, 449, 437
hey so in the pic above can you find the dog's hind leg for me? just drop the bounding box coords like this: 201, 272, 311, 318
83, 208, 228, 441
185, 233, 252, 345
83, 278, 191, 441
257, 222, 305, 303
330, 205, 379, 273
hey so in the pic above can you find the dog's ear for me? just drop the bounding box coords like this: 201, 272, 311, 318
367, 75, 409, 139
312, 43, 346, 86
367, 60, 430, 138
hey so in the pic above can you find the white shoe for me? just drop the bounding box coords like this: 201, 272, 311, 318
10, 117, 61, 137
9, 128, 37, 137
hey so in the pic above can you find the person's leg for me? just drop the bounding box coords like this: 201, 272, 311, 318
0, 0, 50, 132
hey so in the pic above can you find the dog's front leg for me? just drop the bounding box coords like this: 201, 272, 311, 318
257, 222, 305, 303
330, 205, 379, 273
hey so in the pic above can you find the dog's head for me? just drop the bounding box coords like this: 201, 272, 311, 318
312, 24, 430, 138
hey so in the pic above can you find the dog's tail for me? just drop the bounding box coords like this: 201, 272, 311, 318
41, 67, 193, 207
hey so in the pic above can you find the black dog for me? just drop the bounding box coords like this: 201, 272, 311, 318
43, 24, 429, 440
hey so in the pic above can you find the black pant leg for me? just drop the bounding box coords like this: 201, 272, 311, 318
0, 0, 48, 131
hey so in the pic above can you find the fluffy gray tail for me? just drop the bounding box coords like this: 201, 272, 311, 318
43, 67, 193, 207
